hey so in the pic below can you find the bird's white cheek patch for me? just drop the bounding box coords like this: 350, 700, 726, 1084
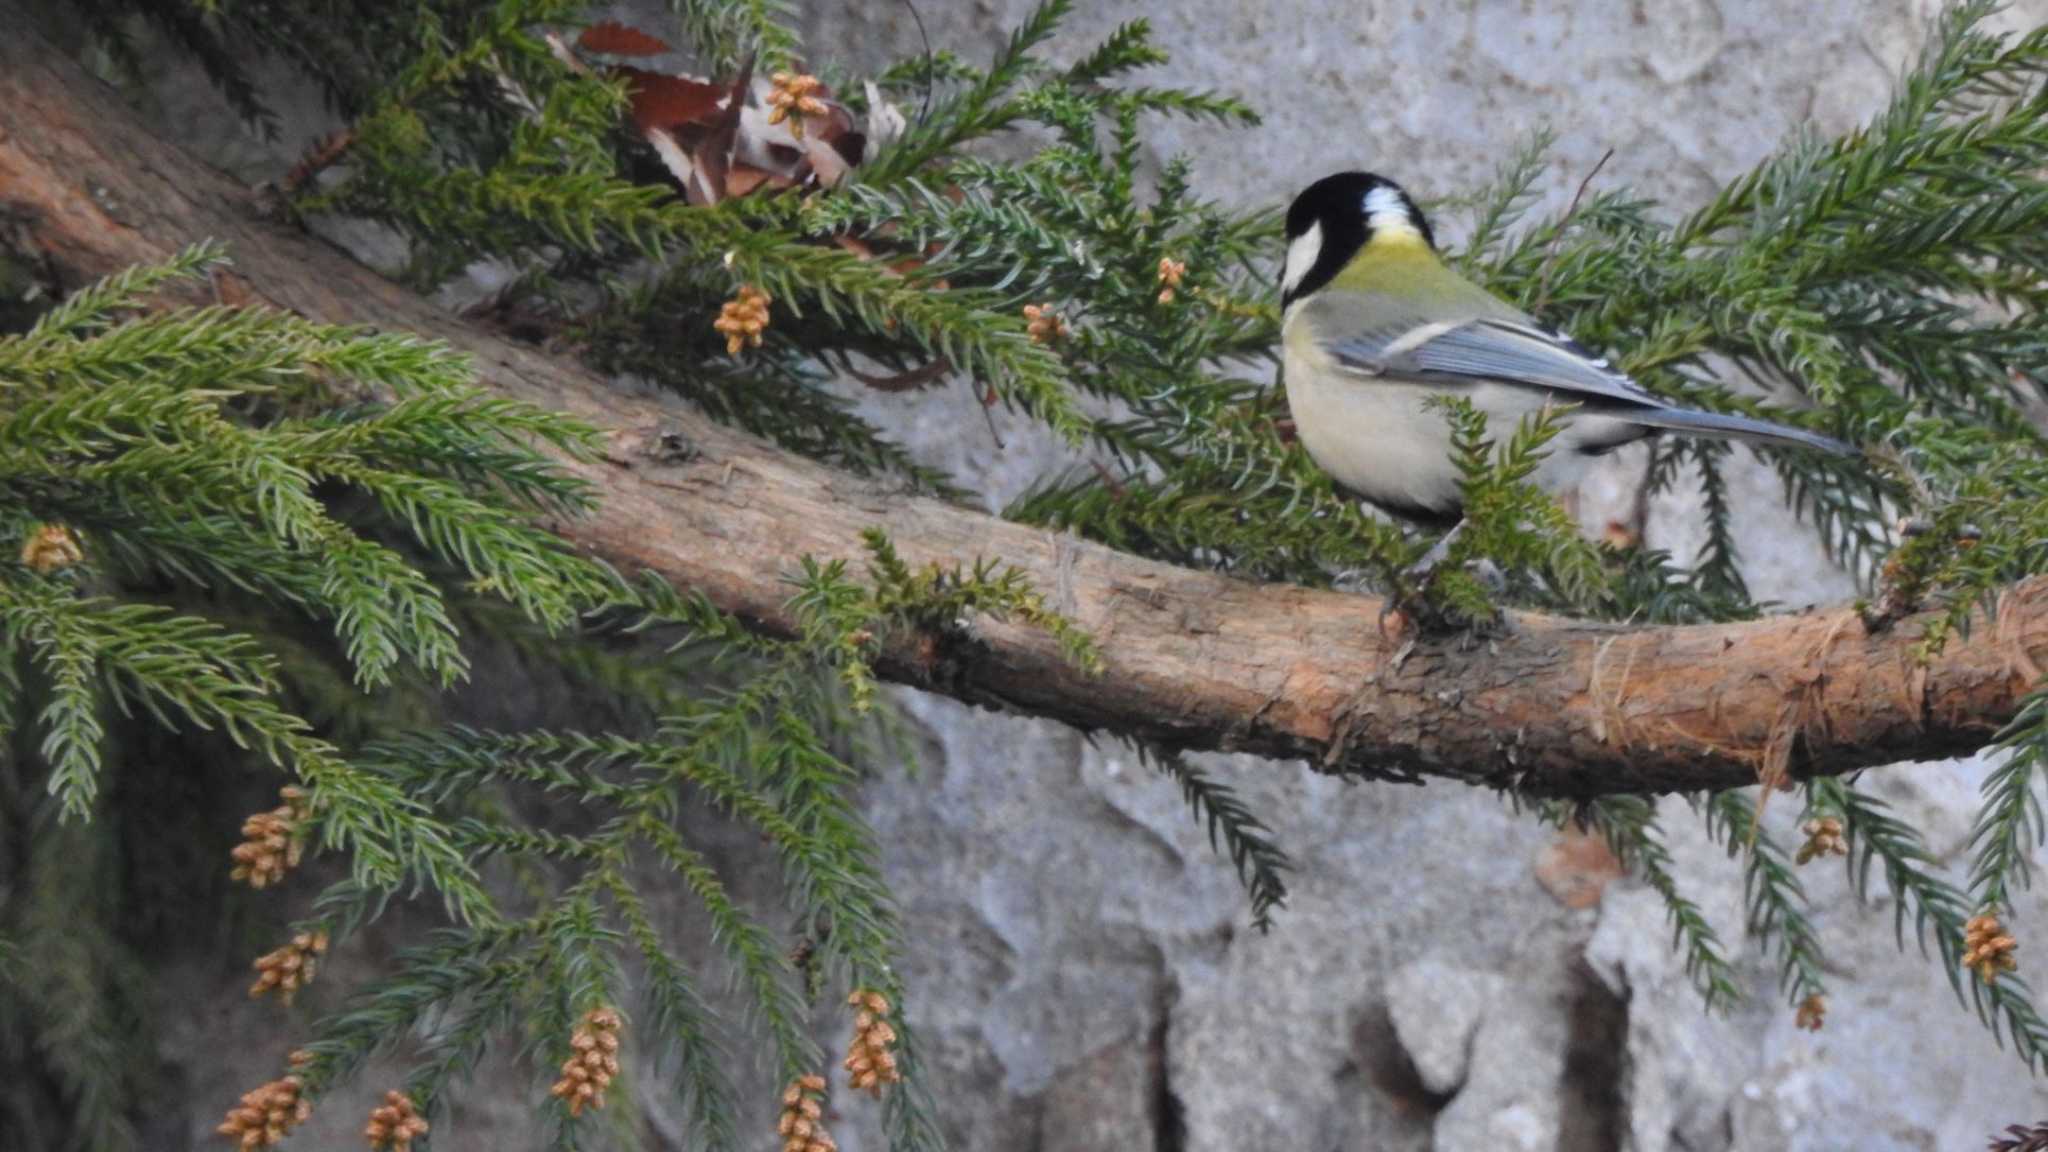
1282, 223, 1323, 294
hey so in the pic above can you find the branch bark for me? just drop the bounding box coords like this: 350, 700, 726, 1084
1, 25, 2042, 796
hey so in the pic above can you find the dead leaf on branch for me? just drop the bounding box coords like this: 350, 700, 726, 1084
1534, 828, 1626, 910
615, 66, 723, 134
566, 22, 898, 206
561, 21, 960, 388
687, 54, 752, 205
576, 21, 674, 58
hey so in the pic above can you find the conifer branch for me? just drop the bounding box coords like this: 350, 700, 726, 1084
1561, 797, 1742, 1010
1971, 691, 2048, 915
1143, 746, 1292, 931
1702, 790, 1830, 1009
3, 27, 2045, 796
1812, 777, 2048, 1070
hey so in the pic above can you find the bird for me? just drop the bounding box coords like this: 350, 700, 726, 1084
1279, 170, 1853, 531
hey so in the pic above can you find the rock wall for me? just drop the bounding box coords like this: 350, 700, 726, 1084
121, 2, 2048, 1150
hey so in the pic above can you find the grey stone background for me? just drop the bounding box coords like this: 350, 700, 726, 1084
117, 1, 2048, 1149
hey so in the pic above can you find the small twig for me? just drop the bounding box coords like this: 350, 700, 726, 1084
898, 0, 936, 128
844, 356, 953, 393
1531, 147, 1614, 316
1087, 458, 1128, 497
1561, 148, 1613, 220
278, 127, 356, 196
977, 382, 1005, 449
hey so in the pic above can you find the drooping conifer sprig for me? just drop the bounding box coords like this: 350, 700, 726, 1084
0, 244, 613, 912
1811, 777, 2048, 1070
1701, 790, 1830, 1015
1990, 1119, 2048, 1152
1971, 691, 2048, 917
2, 241, 1012, 1151
0, 811, 150, 1152
256, 534, 1101, 1151
1140, 745, 1293, 932
1546, 797, 1742, 1011
0, 241, 636, 1150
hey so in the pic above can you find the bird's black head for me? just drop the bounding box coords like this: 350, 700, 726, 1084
1281, 171, 1435, 308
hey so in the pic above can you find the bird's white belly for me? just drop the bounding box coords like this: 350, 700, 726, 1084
1284, 350, 1617, 516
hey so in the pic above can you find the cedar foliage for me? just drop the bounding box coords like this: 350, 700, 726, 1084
7, 0, 2048, 1148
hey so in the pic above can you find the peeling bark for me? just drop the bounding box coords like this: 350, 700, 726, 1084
1, 23, 2042, 796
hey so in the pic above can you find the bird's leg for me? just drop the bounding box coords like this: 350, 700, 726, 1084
1402, 518, 1466, 587
1380, 518, 1465, 644
1383, 518, 1508, 643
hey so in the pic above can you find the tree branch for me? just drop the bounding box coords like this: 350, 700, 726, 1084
1, 25, 2040, 796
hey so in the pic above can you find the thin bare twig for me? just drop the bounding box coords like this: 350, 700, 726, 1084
1531, 146, 1615, 316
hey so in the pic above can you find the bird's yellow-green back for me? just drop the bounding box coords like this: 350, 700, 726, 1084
1326, 231, 1520, 321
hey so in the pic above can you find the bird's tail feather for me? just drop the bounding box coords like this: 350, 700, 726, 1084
1631, 407, 1855, 456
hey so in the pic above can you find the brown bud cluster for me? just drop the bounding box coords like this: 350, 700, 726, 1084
766, 72, 830, 138
216, 1053, 313, 1149
1156, 257, 1186, 304
1794, 993, 1826, 1032
364, 1089, 430, 1152
249, 930, 329, 1005
19, 522, 84, 574
1022, 303, 1068, 345
777, 1074, 835, 1152
842, 988, 901, 1097
715, 285, 772, 356
1965, 912, 2019, 985
549, 1007, 623, 1117
231, 787, 309, 889
1794, 817, 1847, 865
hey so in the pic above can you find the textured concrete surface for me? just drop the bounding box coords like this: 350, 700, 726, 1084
109, 1, 2048, 1149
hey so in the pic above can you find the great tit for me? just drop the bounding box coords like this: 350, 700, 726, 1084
1279, 171, 1853, 527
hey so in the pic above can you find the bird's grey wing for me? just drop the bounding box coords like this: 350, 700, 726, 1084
1325, 311, 1657, 405
1316, 306, 1854, 456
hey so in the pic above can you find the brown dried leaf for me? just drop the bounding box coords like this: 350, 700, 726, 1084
833, 234, 879, 261
801, 102, 861, 186
578, 21, 673, 57
1533, 829, 1626, 910
829, 128, 867, 169
725, 163, 797, 198
727, 75, 872, 194
803, 135, 850, 188
616, 66, 725, 134
829, 234, 935, 281
806, 100, 855, 144
688, 54, 755, 204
